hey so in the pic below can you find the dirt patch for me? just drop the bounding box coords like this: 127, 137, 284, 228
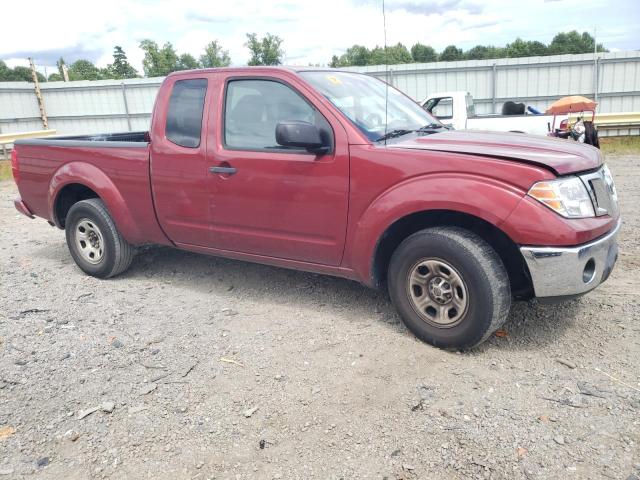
1, 154, 638, 479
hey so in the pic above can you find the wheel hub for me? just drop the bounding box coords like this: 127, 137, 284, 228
75, 219, 105, 265
88, 231, 99, 248
406, 258, 468, 327
427, 276, 452, 304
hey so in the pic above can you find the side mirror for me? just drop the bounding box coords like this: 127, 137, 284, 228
276, 121, 327, 153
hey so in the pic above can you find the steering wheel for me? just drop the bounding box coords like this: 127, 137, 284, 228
364, 113, 383, 129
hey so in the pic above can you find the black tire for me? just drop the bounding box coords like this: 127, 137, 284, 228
65, 198, 135, 278
388, 227, 510, 349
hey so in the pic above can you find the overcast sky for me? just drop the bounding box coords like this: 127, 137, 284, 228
2, 0, 639, 74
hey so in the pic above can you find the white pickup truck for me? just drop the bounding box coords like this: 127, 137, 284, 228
421, 91, 567, 136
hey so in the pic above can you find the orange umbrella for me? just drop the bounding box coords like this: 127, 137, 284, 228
546, 96, 597, 114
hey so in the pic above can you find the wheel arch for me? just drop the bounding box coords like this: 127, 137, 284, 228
53, 183, 100, 228
48, 162, 141, 243
370, 209, 534, 299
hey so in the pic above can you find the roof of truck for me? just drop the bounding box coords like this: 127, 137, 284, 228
166, 66, 361, 77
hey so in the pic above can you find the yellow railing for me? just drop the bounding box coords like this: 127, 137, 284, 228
0, 129, 57, 144
570, 112, 640, 129
0, 129, 56, 159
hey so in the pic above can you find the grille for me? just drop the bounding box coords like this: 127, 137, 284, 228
580, 168, 618, 217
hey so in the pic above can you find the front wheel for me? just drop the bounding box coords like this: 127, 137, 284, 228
65, 198, 135, 278
388, 227, 510, 349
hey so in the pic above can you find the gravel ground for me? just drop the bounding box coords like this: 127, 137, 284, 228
0, 154, 639, 480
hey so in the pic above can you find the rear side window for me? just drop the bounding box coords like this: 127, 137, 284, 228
166, 79, 207, 148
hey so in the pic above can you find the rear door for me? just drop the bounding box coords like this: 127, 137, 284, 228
204, 73, 350, 266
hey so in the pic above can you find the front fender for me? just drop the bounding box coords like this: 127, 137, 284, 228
48, 162, 142, 244
346, 173, 525, 284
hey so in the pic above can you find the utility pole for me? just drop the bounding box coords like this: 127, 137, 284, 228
28, 57, 49, 129
593, 26, 598, 104
62, 63, 69, 82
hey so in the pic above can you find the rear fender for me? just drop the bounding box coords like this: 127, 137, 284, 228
347, 173, 525, 284
48, 162, 141, 243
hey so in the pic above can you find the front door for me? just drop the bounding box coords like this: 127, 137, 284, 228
205, 76, 349, 266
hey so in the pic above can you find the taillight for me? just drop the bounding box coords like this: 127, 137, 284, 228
559, 119, 569, 131
11, 149, 20, 184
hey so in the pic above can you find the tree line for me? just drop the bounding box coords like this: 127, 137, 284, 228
0, 33, 283, 82
330, 31, 607, 67
0, 30, 606, 82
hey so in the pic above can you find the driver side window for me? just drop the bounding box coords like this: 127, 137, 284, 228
224, 79, 328, 152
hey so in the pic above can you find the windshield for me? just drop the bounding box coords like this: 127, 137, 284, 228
300, 71, 441, 141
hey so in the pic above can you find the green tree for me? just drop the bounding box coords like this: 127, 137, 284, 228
199, 40, 231, 68
68, 59, 102, 80
465, 45, 503, 60
411, 43, 437, 63
525, 40, 547, 56
505, 38, 547, 58
369, 43, 412, 65
439, 45, 464, 61
11, 66, 35, 81
0, 61, 45, 82
368, 46, 385, 64
0, 60, 13, 81
388, 43, 413, 64
140, 39, 179, 76
547, 30, 607, 55
48, 72, 63, 81
329, 55, 340, 68
106, 46, 138, 79
245, 33, 284, 66
334, 45, 371, 66
176, 53, 199, 70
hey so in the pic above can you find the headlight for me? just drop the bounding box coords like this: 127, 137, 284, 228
528, 176, 595, 218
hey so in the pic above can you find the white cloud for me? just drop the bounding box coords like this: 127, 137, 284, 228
1, 0, 637, 74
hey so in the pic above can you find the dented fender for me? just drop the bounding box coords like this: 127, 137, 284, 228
345, 173, 526, 285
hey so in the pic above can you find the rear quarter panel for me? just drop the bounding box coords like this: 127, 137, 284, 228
15, 143, 169, 245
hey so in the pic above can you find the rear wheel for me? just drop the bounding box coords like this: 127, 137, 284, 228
388, 227, 510, 349
65, 198, 135, 278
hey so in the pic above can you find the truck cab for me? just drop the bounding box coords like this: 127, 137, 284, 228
422, 91, 475, 130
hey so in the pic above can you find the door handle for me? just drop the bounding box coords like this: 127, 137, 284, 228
209, 166, 237, 175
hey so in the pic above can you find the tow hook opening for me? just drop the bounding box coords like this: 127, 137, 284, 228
582, 258, 596, 284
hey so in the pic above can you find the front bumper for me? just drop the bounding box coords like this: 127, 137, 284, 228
520, 219, 621, 298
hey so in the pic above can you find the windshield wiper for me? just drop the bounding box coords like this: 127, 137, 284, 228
375, 129, 413, 142
376, 123, 451, 142
417, 123, 449, 131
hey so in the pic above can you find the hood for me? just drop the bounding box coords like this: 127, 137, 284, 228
386, 130, 602, 175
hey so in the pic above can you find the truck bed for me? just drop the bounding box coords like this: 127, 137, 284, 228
16, 131, 149, 147
13, 131, 168, 246
466, 114, 556, 135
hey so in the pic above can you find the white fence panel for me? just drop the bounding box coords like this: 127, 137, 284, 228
0, 52, 638, 137
347, 51, 640, 120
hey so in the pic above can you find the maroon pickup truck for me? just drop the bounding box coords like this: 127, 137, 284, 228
12, 67, 620, 349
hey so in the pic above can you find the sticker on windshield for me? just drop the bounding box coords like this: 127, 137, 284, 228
326, 75, 342, 85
